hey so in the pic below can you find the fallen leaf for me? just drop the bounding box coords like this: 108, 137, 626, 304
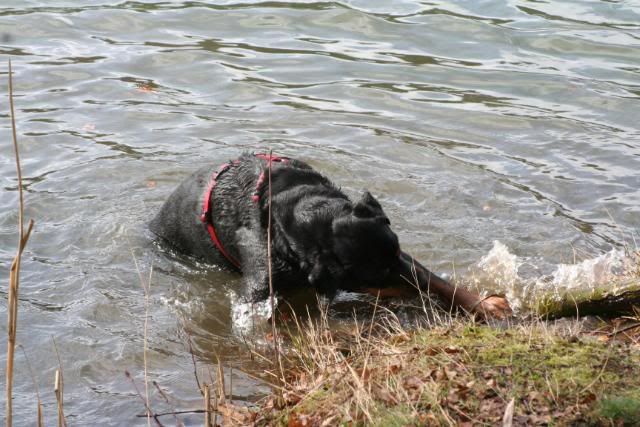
444, 345, 461, 354
372, 385, 398, 405
288, 412, 320, 427
423, 347, 439, 356
444, 367, 458, 380
217, 402, 256, 425
403, 376, 424, 390
387, 358, 404, 374
284, 391, 302, 405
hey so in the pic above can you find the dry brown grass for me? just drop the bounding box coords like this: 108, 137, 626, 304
251, 304, 640, 426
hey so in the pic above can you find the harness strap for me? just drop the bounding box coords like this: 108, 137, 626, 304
200, 161, 241, 269
200, 153, 289, 269
252, 153, 289, 203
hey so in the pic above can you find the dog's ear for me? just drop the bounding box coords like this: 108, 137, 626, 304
353, 191, 390, 224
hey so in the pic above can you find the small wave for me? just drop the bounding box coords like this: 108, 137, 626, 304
470, 240, 638, 311
547, 249, 633, 291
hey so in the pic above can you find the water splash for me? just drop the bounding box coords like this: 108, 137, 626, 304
230, 294, 272, 335
470, 241, 638, 311
547, 249, 633, 291
472, 241, 522, 308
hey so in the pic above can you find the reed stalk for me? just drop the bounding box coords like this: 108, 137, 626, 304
125, 371, 164, 427
215, 357, 225, 404
266, 150, 285, 391
54, 370, 65, 427
51, 338, 68, 427
18, 346, 43, 427
132, 253, 153, 426
5, 59, 35, 427
203, 384, 212, 427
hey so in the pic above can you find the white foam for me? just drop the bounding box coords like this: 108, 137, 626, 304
474, 240, 522, 307
548, 249, 632, 291
230, 294, 272, 335
471, 241, 638, 311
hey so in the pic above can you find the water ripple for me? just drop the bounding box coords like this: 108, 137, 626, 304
1, 1, 639, 424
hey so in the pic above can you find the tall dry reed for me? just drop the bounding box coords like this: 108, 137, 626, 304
5, 59, 35, 427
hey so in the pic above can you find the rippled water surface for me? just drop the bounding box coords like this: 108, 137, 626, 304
1, 1, 639, 424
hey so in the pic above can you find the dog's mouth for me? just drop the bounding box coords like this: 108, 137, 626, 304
351, 254, 436, 296
338, 258, 402, 293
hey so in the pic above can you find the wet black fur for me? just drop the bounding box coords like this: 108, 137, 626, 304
150, 153, 401, 301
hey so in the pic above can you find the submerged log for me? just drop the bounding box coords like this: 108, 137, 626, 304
534, 280, 640, 319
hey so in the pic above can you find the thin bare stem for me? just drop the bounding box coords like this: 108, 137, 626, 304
18, 345, 44, 427
132, 252, 154, 427
6, 60, 37, 427
8, 60, 22, 232
266, 150, 285, 388
216, 357, 225, 404
125, 371, 164, 427
54, 370, 67, 427
52, 338, 67, 427
6, 57, 32, 427
360, 292, 380, 382
136, 409, 208, 418
204, 384, 212, 427
152, 381, 184, 427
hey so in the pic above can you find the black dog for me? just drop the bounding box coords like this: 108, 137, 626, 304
150, 153, 510, 319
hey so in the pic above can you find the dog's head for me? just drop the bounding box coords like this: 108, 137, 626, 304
330, 191, 400, 289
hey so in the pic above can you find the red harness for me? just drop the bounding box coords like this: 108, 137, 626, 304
200, 153, 289, 269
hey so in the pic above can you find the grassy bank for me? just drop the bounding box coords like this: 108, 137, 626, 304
245, 311, 640, 427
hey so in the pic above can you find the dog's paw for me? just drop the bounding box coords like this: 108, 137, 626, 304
473, 295, 513, 321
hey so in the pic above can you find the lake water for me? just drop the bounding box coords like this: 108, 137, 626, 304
1, 1, 639, 425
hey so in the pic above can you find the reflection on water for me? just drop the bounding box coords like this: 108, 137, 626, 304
1, 0, 639, 424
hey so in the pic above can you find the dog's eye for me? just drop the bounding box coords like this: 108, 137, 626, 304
377, 217, 390, 225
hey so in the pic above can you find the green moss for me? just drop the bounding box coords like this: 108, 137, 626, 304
415, 324, 640, 421
597, 393, 640, 426
290, 387, 333, 414
533, 281, 640, 318
263, 321, 640, 426
370, 404, 414, 427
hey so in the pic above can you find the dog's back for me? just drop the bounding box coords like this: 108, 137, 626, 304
149, 154, 331, 268
149, 165, 224, 264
